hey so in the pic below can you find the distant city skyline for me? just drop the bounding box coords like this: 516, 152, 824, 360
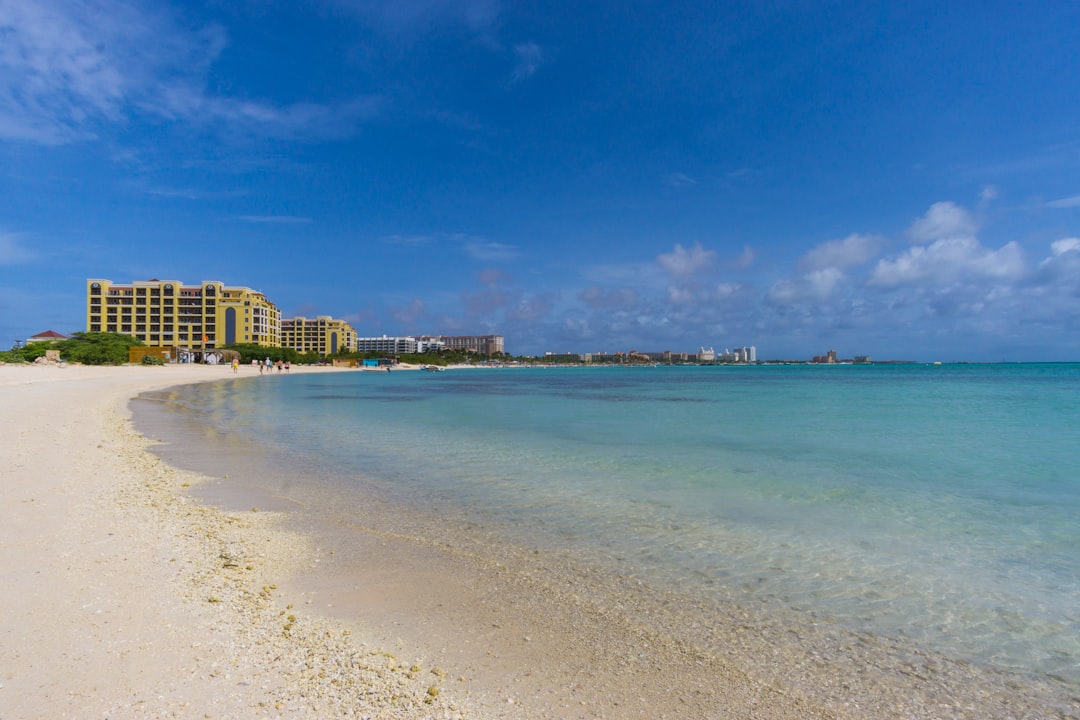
2, 1, 1080, 362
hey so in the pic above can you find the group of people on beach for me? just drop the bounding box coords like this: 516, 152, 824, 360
230, 357, 290, 374
256, 357, 289, 374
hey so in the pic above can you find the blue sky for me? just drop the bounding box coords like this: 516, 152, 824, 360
2, 0, 1080, 360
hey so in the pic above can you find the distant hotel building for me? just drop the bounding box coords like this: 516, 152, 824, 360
87, 279, 358, 357
87, 278, 502, 358
440, 335, 504, 355
354, 334, 505, 356
281, 316, 358, 355
87, 279, 280, 353
355, 335, 421, 354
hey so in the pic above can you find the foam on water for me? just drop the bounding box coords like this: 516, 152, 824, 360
145, 363, 1080, 686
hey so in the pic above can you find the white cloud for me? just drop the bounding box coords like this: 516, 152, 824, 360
338, 0, 500, 34
713, 282, 741, 299
767, 267, 844, 305
477, 267, 511, 286
1037, 238, 1080, 281
465, 239, 517, 262
389, 298, 426, 325
578, 286, 638, 309
505, 293, 554, 322
381, 234, 434, 246
0, 231, 34, 264
1050, 237, 1080, 256
151, 82, 382, 140
657, 242, 716, 278
1046, 195, 1080, 209
731, 245, 755, 269
0, 0, 214, 142
461, 286, 512, 313
667, 285, 695, 304
510, 42, 544, 83
799, 233, 884, 271
662, 172, 697, 189
0, 0, 378, 144
870, 237, 1025, 288
237, 215, 313, 224
907, 201, 978, 244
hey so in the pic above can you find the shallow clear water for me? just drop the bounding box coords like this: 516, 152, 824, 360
150, 363, 1080, 685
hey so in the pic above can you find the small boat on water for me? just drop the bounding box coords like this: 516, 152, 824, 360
423, 365, 446, 372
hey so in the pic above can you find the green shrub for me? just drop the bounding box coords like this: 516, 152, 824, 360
57, 332, 143, 365
0, 343, 50, 363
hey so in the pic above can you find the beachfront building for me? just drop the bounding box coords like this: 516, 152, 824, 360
415, 336, 448, 353
281, 316, 358, 356
86, 279, 280, 355
438, 334, 505, 355
27, 330, 68, 344
355, 335, 420, 354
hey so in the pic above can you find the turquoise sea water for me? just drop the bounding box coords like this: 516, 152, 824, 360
147, 363, 1080, 686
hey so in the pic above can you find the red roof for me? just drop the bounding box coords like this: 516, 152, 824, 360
30, 330, 67, 339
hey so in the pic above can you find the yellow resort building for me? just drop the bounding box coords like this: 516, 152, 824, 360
86, 279, 281, 354
281, 316, 358, 356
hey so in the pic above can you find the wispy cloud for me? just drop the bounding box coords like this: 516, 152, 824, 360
509, 42, 545, 84
662, 172, 697, 189
381, 234, 435, 246
461, 285, 514, 313
0, 0, 215, 142
142, 187, 202, 200
153, 87, 383, 140
0, 231, 35, 264
578, 286, 639, 309
0, 0, 380, 144
335, 0, 501, 34
767, 268, 844, 306
389, 298, 427, 325
730, 245, 755, 270
477, 267, 512, 286
1045, 194, 1080, 209
465, 239, 518, 262
505, 292, 554, 322
236, 215, 314, 224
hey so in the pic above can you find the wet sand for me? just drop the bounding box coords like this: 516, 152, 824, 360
3, 361, 1077, 719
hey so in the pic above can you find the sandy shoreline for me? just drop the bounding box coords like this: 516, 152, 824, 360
0, 362, 479, 719
2, 362, 1078, 719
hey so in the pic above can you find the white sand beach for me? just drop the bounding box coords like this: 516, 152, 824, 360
2, 362, 1076, 720
0, 362, 481, 719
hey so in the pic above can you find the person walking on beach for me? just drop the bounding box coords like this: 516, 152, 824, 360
232, 357, 239, 374
284, 360, 290, 373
